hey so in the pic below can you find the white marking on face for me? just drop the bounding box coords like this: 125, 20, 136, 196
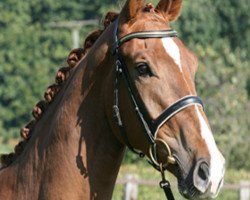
195, 106, 225, 196
161, 38, 182, 72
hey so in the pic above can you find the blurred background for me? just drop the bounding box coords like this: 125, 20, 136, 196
0, 0, 249, 199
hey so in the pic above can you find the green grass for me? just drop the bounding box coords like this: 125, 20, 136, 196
113, 163, 250, 200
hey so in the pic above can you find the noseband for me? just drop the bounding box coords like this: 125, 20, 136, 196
112, 20, 204, 169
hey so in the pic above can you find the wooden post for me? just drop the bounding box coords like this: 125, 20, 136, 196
48, 20, 98, 48
240, 181, 250, 200
72, 28, 80, 48
123, 174, 138, 200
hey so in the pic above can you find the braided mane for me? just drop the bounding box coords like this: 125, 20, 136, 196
0, 12, 119, 168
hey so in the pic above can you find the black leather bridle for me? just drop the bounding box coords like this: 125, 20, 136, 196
112, 19, 203, 168
111, 19, 204, 200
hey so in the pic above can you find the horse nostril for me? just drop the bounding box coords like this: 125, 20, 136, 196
193, 160, 210, 193
198, 162, 209, 181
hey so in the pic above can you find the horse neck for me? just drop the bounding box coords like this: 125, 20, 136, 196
0, 27, 125, 200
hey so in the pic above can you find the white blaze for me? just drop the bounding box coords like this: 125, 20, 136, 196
161, 36, 225, 196
161, 38, 182, 72
195, 106, 225, 196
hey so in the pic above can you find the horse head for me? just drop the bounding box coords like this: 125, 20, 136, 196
108, 0, 225, 199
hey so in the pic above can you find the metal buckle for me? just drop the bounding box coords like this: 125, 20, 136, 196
149, 138, 176, 169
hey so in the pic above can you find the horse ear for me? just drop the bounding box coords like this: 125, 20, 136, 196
155, 0, 182, 21
119, 0, 145, 23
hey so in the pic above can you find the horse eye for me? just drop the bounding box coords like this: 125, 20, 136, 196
136, 63, 153, 77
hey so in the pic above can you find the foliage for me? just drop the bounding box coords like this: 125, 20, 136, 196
173, 0, 250, 170
0, 0, 249, 170
29, 0, 118, 23
0, 0, 73, 140
194, 44, 250, 169
0, 0, 114, 141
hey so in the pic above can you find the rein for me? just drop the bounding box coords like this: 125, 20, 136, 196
112, 19, 204, 200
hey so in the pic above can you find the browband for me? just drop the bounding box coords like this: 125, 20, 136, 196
112, 30, 177, 54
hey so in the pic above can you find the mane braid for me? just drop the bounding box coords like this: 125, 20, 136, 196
0, 11, 119, 168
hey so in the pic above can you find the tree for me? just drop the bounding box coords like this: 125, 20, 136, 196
174, 0, 250, 169
0, 0, 118, 141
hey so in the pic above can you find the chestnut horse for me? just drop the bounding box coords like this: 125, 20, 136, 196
0, 0, 225, 199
